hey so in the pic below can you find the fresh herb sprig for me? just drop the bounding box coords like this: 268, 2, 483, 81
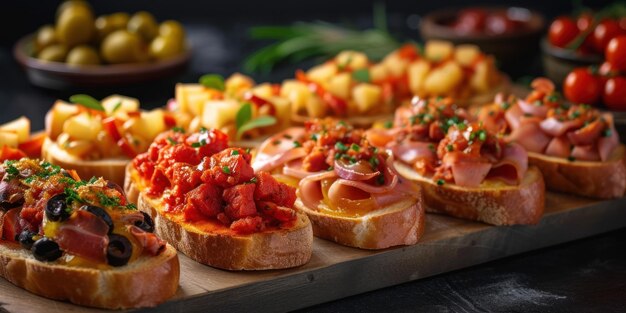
235, 102, 277, 140
69, 94, 105, 111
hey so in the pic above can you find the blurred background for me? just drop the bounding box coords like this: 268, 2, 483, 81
0, 0, 619, 128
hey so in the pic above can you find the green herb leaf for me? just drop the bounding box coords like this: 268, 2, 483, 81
293, 141, 302, 148
222, 166, 231, 174
352, 68, 370, 83
236, 116, 277, 140
112, 101, 122, 112
236, 102, 253, 130
436, 179, 445, 186
172, 126, 185, 133
69, 94, 104, 111
231, 150, 240, 155
199, 74, 225, 91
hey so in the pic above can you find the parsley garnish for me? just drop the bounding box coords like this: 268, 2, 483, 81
383, 121, 393, 129
350, 143, 360, 152
232, 150, 240, 155
310, 134, 318, 141
446, 144, 454, 152
428, 144, 435, 151
369, 156, 380, 169
125, 203, 137, 210
436, 179, 445, 186
167, 137, 177, 145
191, 139, 207, 148
3, 160, 19, 181
249, 177, 258, 183
335, 142, 348, 152
64, 188, 83, 205
603, 128, 613, 137
222, 166, 231, 174
500, 102, 511, 110
97, 192, 120, 207
293, 141, 302, 148
172, 126, 185, 133
376, 174, 385, 185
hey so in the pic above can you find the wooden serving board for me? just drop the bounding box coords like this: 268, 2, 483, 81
0, 193, 625, 313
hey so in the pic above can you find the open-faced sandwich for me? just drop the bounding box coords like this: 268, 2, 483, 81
125, 128, 312, 270
0, 158, 179, 309
282, 40, 507, 126
253, 119, 425, 249
367, 96, 545, 225
477, 78, 625, 199
43, 94, 188, 186
172, 73, 291, 147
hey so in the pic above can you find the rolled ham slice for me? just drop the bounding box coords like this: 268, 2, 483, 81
544, 136, 571, 158
539, 117, 583, 137
518, 99, 549, 118
507, 121, 552, 153
442, 152, 492, 188
253, 127, 306, 172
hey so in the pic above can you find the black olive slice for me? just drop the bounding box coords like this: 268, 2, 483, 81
17, 230, 37, 250
45, 194, 70, 222
106, 234, 132, 267
134, 211, 154, 233
81, 205, 114, 233
31, 238, 62, 262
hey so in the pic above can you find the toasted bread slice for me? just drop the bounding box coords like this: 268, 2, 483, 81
395, 163, 545, 225
42, 138, 128, 186
294, 195, 425, 250
0, 242, 179, 309
125, 166, 313, 270
527, 144, 626, 199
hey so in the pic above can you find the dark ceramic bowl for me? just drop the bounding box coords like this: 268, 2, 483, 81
14, 34, 190, 90
420, 7, 545, 77
540, 38, 603, 86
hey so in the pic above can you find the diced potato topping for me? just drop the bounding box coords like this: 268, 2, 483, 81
425, 40, 454, 62
62, 113, 102, 141
0, 116, 30, 143
101, 95, 139, 115
307, 63, 338, 84
305, 95, 327, 118
225, 73, 255, 98
252, 83, 275, 99
335, 51, 369, 69
352, 83, 382, 113
382, 53, 409, 77
407, 60, 431, 96
369, 64, 388, 82
0, 132, 19, 148
471, 58, 497, 92
281, 80, 310, 113
201, 100, 241, 129
327, 72, 352, 100
46, 101, 81, 140
424, 61, 463, 95
454, 44, 480, 67
130, 109, 166, 141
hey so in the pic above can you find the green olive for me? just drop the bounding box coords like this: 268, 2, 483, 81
159, 20, 185, 40
56, 5, 95, 47
149, 35, 183, 60
37, 44, 68, 63
127, 11, 158, 42
95, 12, 130, 41
56, 0, 91, 18
101, 30, 148, 64
66, 45, 100, 66
35, 25, 58, 52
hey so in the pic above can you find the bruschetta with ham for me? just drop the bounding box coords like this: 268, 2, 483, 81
0, 158, 179, 309
478, 78, 626, 199
253, 119, 425, 249
368, 96, 545, 225
125, 128, 313, 270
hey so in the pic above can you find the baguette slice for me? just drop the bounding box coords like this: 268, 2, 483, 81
0, 241, 179, 309
294, 195, 425, 250
42, 138, 128, 186
125, 166, 313, 270
528, 144, 626, 199
395, 163, 545, 225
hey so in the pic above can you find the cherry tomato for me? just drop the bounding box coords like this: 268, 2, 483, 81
577, 12, 593, 32
599, 61, 620, 78
563, 67, 603, 105
620, 17, 626, 31
454, 9, 487, 34
603, 76, 626, 110
485, 13, 517, 35
605, 35, 626, 71
591, 20, 624, 54
549, 17, 579, 48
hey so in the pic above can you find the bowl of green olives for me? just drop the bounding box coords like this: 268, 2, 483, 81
13, 0, 190, 89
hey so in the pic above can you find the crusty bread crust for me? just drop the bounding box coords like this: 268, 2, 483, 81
395, 163, 545, 225
0, 242, 179, 309
528, 144, 626, 199
294, 195, 425, 250
126, 165, 313, 270
42, 138, 129, 186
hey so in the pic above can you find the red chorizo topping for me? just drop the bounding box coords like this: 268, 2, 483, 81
133, 130, 298, 234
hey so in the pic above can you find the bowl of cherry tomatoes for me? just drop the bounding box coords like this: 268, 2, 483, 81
542, 6, 626, 86
420, 6, 545, 76
563, 35, 626, 115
